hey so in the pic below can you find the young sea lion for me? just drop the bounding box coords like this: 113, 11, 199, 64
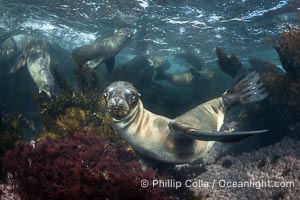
107, 54, 170, 87
72, 28, 134, 74
155, 67, 215, 86
9, 39, 54, 97
175, 49, 205, 71
103, 72, 268, 165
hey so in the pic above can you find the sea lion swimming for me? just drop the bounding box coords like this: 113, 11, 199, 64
9, 39, 54, 97
103, 72, 268, 166
155, 67, 214, 87
175, 49, 205, 71
108, 54, 170, 86
72, 28, 134, 74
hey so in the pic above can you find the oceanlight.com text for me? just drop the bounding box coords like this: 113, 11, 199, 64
140, 179, 295, 190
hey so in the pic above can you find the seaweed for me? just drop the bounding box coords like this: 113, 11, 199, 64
266, 25, 300, 78
74, 67, 99, 91
31, 61, 131, 151
51, 66, 71, 92
2, 131, 169, 200
244, 26, 300, 139
248, 58, 284, 76
0, 113, 24, 155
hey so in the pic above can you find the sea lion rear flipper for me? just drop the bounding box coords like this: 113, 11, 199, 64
168, 121, 268, 143
105, 57, 115, 74
9, 54, 27, 73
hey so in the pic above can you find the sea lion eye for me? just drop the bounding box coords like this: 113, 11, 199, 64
130, 93, 136, 101
103, 91, 109, 98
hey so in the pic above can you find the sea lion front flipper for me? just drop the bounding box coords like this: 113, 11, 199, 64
9, 54, 27, 73
105, 57, 115, 74
222, 71, 268, 107
168, 121, 268, 143
83, 57, 104, 69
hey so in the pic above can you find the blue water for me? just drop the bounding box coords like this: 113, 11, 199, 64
1, 0, 298, 65
0, 1, 300, 199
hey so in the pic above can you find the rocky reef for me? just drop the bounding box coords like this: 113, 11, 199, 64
191, 137, 300, 199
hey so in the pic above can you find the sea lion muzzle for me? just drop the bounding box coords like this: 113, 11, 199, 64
107, 98, 130, 119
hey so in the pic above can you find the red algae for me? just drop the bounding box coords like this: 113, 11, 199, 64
2, 130, 168, 200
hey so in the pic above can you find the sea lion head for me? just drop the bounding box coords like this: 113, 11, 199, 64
113, 28, 135, 41
0, 37, 18, 62
103, 81, 141, 120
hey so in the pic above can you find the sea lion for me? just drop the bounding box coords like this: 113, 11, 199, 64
106, 54, 173, 115
216, 47, 242, 78
155, 67, 214, 86
175, 49, 205, 71
0, 34, 33, 63
103, 72, 268, 165
72, 28, 134, 74
9, 39, 54, 97
108, 54, 170, 86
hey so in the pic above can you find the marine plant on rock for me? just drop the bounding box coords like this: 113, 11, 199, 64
34, 65, 120, 144
215, 26, 300, 140
0, 113, 24, 155
2, 131, 168, 200
249, 26, 300, 138
0, 113, 28, 181
267, 25, 300, 78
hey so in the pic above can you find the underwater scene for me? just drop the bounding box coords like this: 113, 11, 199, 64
0, 0, 299, 199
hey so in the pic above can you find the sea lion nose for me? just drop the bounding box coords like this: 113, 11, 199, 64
114, 97, 121, 105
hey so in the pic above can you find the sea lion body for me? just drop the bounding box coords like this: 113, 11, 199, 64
104, 73, 267, 165
10, 39, 54, 97
108, 54, 170, 87
110, 97, 222, 164
72, 28, 133, 74
155, 68, 215, 87
175, 49, 205, 71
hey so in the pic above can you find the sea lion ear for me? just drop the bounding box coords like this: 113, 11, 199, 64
168, 120, 268, 143
137, 92, 141, 97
